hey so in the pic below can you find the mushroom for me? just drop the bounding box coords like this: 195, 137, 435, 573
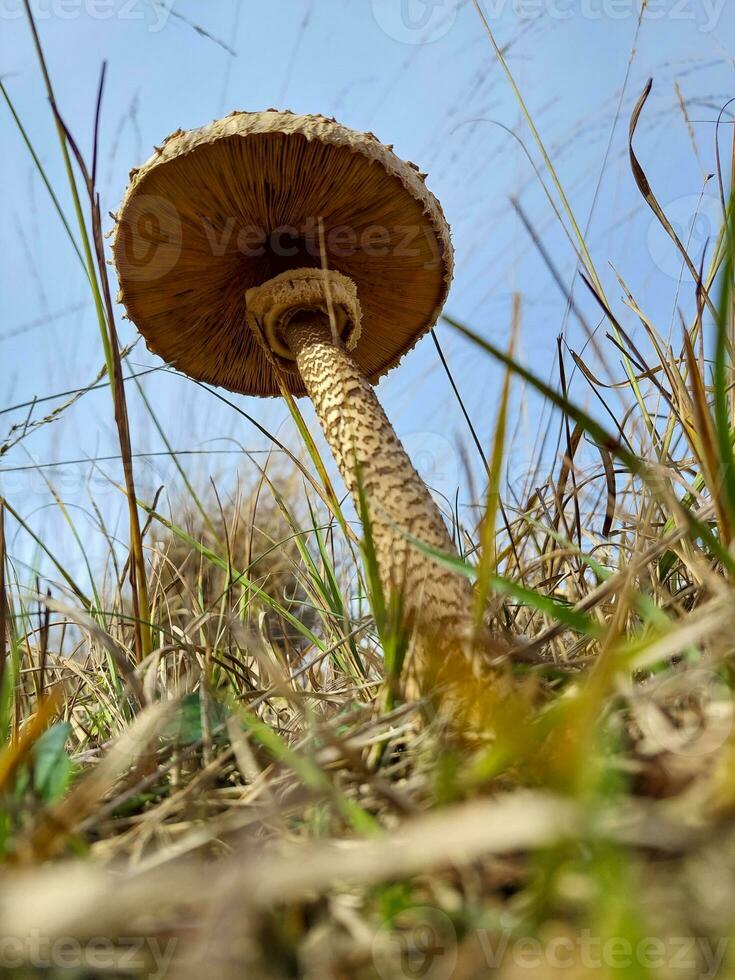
113, 110, 481, 671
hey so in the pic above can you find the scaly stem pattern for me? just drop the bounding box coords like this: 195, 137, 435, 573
285, 312, 474, 634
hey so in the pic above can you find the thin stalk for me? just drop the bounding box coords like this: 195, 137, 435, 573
22, 5, 151, 660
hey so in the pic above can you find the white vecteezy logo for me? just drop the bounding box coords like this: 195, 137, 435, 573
371, 0, 460, 45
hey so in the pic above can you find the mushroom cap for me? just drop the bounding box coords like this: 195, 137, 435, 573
112, 110, 453, 397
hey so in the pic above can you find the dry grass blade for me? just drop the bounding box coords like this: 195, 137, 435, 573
0, 791, 577, 935
599, 445, 616, 538
681, 328, 730, 540
629, 79, 717, 319
0, 690, 62, 794
474, 297, 518, 627
22, 1, 152, 663
39, 595, 145, 709
16, 699, 176, 862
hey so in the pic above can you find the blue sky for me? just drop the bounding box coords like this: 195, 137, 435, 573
1, 0, 733, 574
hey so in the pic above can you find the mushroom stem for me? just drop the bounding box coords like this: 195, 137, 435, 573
285, 310, 475, 634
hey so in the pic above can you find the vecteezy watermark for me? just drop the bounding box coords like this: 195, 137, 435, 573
114, 194, 183, 283
647, 193, 723, 281
473, 931, 730, 978
481, 0, 725, 32
0, 0, 175, 31
371, 0, 461, 44
372, 914, 730, 979
0, 464, 118, 500
402, 431, 462, 505
0, 459, 174, 503
372, 907, 458, 980
371, 0, 727, 39
199, 219, 443, 269
634, 666, 734, 759
114, 205, 444, 282
0, 932, 177, 979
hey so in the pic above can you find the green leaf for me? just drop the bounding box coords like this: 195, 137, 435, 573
713, 193, 735, 535
162, 692, 229, 748
33, 721, 73, 803
399, 525, 602, 639
240, 710, 380, 836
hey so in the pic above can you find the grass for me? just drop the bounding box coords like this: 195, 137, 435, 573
2, 6, 735, 979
